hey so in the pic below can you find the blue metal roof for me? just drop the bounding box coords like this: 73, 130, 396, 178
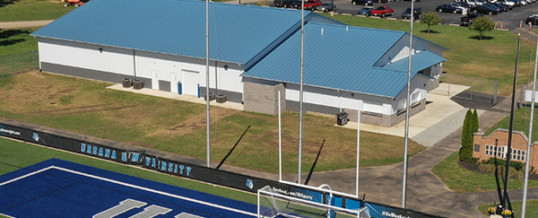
380, 50, 446, 73
32, 0, 333, 65
243, 23, 445, 98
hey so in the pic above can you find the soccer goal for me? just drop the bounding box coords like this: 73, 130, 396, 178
257, 185, 370, 218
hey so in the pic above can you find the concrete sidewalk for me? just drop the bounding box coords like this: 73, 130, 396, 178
0, 20, 53, 29
341, 83, 475, 146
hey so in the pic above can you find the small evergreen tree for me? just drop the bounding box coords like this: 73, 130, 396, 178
420, 12, 441, 34
460, 109, 474, 162
472, 108, 479, 133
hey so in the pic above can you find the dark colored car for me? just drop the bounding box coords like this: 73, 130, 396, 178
459, 12, 481, 26
401, 7, 422, 19
436, 4, 463, 13
493, 2, 510, 11
351, 0, 372, 5
357, 6, 374, 15
526, 14, 538, 25
473, 4, 498, 14
316, 3, 335, 12
274, 0, 295, 7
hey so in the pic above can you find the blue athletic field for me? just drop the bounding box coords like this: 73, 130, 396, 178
0, 159, 259, 217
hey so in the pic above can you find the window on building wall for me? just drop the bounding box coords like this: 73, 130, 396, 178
474, 144, 480, 152
485, 144, 507, 159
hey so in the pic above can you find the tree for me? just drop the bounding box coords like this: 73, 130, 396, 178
460, 109, 474, 162
469, 16, 495, 40
472, 108, 479, 133
420, 12, 441, 34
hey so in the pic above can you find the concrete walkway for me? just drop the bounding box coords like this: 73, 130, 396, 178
0, 20, 53, 29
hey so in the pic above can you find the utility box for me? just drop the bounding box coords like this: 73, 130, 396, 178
337, 112, 349, 126
133, 79, 144, 90
216, 94, 227, 103
122, 78, 132, 88
204, 93, 215, 101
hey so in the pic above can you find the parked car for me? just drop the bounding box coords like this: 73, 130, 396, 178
473, 4, 499, 14
526, 14, 538, 25
401, 7, 422, 19
371, 5, 394, 17
274, 0, 295, 7
357, 6, 375, 16
291, 0, 322, 9
483, 3, 502, 13
316, 3, 335, 12
459, 12, 481, 26
436, 4, 463, 13
62, 0, 88, 7
493, 2, 510, 11
499, 0, 515, 7
351, 0, 373, 5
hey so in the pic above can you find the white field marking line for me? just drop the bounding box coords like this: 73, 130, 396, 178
0, 166, 55, 186
0, 166, 257, 217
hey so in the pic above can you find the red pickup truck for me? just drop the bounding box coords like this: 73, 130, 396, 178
371, 5, 394, 17
292, 0, 323, 10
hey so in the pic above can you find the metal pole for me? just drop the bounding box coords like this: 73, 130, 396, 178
206, 0, 211, 168
402, 0, 415, 209
503, 34, 520, 210
298, 0, 305, 184
279, 90, 282, 182
356, 108, 360, 197
521, 35, 538, 218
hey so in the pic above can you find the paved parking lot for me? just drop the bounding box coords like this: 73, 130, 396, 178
272, 0, 538, 30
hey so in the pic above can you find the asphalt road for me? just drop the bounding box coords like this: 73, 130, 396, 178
274, 0, 538, 30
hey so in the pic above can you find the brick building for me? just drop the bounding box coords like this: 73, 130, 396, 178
473, 129, 538, 171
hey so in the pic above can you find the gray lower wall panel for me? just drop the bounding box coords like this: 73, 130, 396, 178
41, 62, 152, 89
159, 80, 171, 92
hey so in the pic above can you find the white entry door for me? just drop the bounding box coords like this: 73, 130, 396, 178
170, 72, 180, 95
151, 70, 159, 90
182, 70, 199, 97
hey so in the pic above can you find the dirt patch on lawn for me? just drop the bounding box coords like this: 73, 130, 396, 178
149, 107, 241, 137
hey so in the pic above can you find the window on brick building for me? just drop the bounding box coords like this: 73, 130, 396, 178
474, 144, 480, 152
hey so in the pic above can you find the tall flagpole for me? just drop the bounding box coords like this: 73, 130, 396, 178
503, 34, 520, 211
205, 0, 211, 168
521, 35, 538, 218
402, 0, 415, 208
298, 0, 305, 184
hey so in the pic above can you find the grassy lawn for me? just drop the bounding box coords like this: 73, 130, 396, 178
0, 0, 74, 22
0, 136, 257, 204
478, 200, 538, 218
0, 28, 38, 57
486, 107, 538, 139
432, 152, 538, 193
0, 28, 38, 75
0, 71, 425, 174
328, 15, 536, 96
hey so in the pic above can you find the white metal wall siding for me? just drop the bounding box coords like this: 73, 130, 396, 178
392, 76, 428, 113
38, 38, 134, 76
135, 51, 243, 94
285, 85, 366, 113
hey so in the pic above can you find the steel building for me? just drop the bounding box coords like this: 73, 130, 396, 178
32, 0, 446, 126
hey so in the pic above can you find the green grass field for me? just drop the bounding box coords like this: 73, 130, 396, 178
0, 0, 74, 22
0, 71, 425, 174
0, 136, 257, 203
432, 152, 538, 193
486, 107, 538, 138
